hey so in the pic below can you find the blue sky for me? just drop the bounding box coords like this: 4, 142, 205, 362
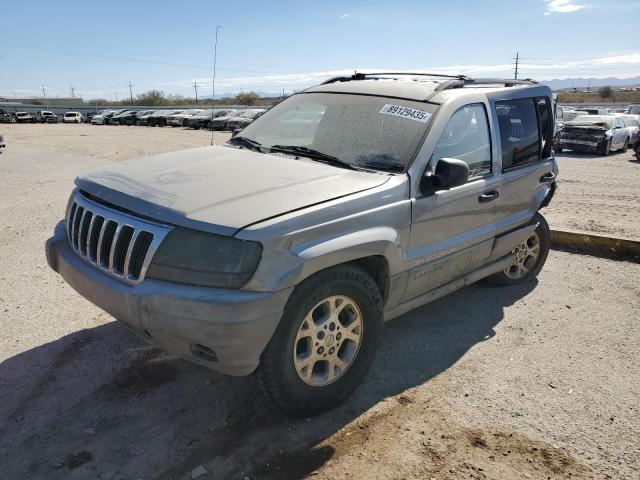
0, 0, 638, 100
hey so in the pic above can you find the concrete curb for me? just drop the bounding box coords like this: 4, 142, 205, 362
550, 229, 640, 263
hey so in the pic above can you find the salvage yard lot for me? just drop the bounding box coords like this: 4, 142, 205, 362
1, 124, 639, 479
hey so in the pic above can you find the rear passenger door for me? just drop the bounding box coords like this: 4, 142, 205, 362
492, 96, 556, 233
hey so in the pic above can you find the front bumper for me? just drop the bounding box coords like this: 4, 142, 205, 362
45, 222, 292, 376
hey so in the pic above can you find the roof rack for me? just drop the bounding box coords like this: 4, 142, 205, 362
321, 72, 538, 90
321, 72, 470, 84
434, 77, 538, 91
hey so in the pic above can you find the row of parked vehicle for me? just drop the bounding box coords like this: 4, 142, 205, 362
0, 109, 87, 124
90, 108, 267, 131
554, 106, 640, 156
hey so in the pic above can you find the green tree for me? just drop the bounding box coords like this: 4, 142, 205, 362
135, 90, 167, 106
234, 91, 260, 106
598, 86, 613, 99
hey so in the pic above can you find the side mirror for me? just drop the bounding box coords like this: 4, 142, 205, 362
420, 158, 469, 195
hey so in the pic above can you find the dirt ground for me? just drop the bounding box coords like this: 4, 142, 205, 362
544, 149, 640, 240
1, 124, 639, 479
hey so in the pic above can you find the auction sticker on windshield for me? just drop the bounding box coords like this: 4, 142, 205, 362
379, 104, 432, 123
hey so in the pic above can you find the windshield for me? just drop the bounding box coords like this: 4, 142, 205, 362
239, 93, 437, 171
239, 110, 261, 119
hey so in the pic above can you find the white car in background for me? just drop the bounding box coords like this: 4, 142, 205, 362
615, 114, 640, 146
63, 112, 84, 123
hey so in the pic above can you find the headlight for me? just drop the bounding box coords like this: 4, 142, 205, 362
146, 228, 262, 288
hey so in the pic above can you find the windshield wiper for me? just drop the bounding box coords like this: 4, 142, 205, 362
227, 135, 263, 152
357, 160, 405, 173
269, 145, 358, 171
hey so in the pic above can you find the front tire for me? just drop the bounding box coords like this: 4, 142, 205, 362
600, 138, 612, 156
484, 212, 550, 286
257, 264, 383, 416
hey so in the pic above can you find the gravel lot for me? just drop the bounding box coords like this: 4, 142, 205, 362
1, 124, 639, 479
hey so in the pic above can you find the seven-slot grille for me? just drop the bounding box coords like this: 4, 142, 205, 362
65, 191, 172, 284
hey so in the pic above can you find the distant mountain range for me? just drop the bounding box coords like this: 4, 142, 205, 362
540, 76, 640, 91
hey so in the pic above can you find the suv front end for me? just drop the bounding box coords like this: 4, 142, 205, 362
45, 188, 289, 375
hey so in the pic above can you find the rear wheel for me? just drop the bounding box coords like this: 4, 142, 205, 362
257, 264, 383, 416
484, 213, 550, 286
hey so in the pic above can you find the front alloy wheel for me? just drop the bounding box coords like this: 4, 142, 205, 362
257, 264, 383, 416
293, 295, 363, 387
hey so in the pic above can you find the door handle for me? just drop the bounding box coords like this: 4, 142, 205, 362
478, 191, 499, 203
540, 172, 556, 183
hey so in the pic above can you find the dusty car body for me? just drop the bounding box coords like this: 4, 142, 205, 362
63, 112, 84, 123
46, 74, 557, 415
555, 115, 629, 154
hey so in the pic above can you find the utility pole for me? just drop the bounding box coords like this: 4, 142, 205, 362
514, 52, 519, 80
211, 25, 222, 146
115, 92, 118, 102
193, 81, 199, 102
41, 84, 46, 99
127, 81, 134, 104
70, 85, 75, 98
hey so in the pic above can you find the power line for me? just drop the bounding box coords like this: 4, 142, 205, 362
211, 26, 222, 146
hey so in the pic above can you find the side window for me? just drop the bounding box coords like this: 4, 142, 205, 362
431, 103, 492, 179
496, 98, 540, 169
536, 97, 553, 158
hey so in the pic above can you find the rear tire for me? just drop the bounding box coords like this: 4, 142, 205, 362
483, 213, 550, 286
256, 264, 383, 416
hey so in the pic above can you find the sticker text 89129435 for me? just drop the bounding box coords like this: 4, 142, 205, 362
379, 104, 432, 123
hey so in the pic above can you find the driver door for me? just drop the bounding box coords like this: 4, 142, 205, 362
403, 103, 501, 301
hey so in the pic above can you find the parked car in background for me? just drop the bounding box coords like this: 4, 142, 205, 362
148, 109, 184, 127
615, 114, 640, 146
0, 131, 4, 151
108, 110, 139, 125
83, 112, 97, 124
15, 111, 36, 123
575, 107, 608, 116
226, 109, 266, 132
91, 110, 112, 125
555, 115, 629, 155
185, 109, 235, 129
627, 105, 640, 115
135, 110, 155, 125
35, 110, 59, 123
168, 109, 203, 127
0, 109, 15, 123
208, 109, 245, 130
118, 110, 151, 126
63, 112, 84, 123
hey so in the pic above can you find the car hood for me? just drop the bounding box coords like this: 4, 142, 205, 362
75, 145, 389, 236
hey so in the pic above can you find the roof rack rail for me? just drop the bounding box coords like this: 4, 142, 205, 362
434, 77, 538, 91
321, 71, 471, 84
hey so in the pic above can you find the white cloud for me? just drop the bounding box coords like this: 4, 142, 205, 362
545, 0, 585, 15
7, 52, 638, 99
340, 13, 351, 19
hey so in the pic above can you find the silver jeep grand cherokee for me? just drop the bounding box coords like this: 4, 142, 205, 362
46, 73, 557, 415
